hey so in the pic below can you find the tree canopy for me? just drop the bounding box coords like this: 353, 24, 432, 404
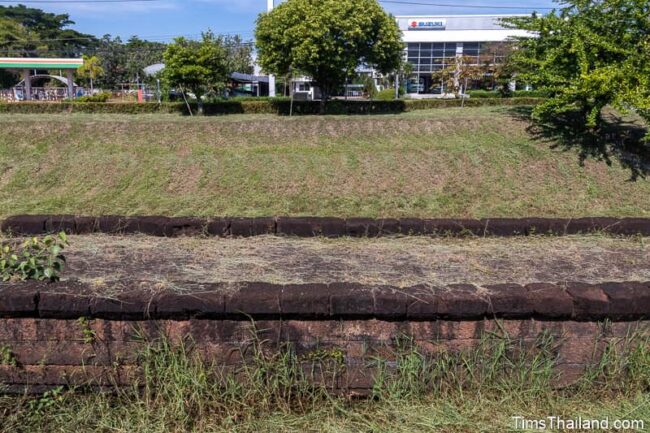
255, 0, 403, 105
505, 0, 650, 129
0, 5, 98, 56
94, 35, 166, 89
162, 31, 229, 110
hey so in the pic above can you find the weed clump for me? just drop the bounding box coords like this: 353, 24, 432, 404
0, 233, 68, 282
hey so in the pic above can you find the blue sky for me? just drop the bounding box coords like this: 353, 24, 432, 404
1, 0, 559, 41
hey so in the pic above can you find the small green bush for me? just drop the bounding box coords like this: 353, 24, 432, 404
73, 92, 112, 103
512, 89, 550, 98
467, 90, 501, 98
375, 88, 397, 101
0, 232, 68, 282
467, 89, 550, 99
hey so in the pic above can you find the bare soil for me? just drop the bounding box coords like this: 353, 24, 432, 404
52, 234, 650, 292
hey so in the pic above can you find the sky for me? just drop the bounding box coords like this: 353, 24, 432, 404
0, 0, 559, 42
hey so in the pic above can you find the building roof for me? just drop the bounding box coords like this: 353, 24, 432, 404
230, 72, 270, 84
143, 63, 165, 76
0, 57, 83, 70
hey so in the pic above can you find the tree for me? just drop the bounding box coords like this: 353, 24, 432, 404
162, 31, 228, 114
504, 0, 650, 130
77, 54, 103, 92
0, 17, 32, 87
255, 0, 403, 112
0, 5, 98, 56
123, 36, 166, 85
431, 56, 486, 98
222, 35, 254, 75
93, 36, 127, 89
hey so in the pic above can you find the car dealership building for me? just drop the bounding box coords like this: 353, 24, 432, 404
396, 15, 531, 94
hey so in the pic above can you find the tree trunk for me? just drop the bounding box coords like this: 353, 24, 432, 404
197, 98, 204, 115
319, 86, 328, 115
90, 78, 94, 93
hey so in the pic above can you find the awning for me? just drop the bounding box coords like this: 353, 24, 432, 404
0, 57, 83, 69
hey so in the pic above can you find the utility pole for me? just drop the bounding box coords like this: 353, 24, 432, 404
267, 0, 276, 97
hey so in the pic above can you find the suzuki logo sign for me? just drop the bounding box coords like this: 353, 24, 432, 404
408, 19, 446, 30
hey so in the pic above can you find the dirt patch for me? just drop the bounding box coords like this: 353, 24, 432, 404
50, 234, 650, 291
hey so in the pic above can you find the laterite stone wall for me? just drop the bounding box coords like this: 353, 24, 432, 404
0, 280, 649, 393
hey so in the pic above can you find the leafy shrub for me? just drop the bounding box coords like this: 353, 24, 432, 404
512, 90, 550, 98
375, 88, 397, 101
467, 90, 501, 98
0, 232, 68, 282
73, 92, 112, 103
467, 89, 550, 99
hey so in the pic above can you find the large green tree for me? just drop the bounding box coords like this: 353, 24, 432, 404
223, 35, 254, 75
255, 0, 403, 111
0, 5, 97, 56
0, 17, 33, 87
504, 0, 650, 129
93, 35, 166, 89
162, 31, 228, 113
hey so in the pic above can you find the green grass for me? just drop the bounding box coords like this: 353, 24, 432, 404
0, 107, 649, 218
1, 331, 648, 432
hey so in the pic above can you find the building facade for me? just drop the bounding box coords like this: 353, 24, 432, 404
396, 15, 531, 94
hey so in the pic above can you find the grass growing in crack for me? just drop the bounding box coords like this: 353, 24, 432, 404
0, 331, 648, 432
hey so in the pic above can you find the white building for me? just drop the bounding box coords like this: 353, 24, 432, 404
396, 15, 532, 94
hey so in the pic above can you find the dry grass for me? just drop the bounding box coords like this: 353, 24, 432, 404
0, 107, 649, 218
57, 234, 650, 290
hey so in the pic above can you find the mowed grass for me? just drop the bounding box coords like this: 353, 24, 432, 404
0, 107, 649, 218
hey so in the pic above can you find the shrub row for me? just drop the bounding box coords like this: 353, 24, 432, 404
467, 89, 550, 98
0, 97, 544, 116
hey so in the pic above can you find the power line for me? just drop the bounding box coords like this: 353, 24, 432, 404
379, 0, 555, 10
0, 31, 254, 45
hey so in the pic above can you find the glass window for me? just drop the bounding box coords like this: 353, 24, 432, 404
420, 57, 432, 65
407, 57, 419, 65
463, 42, 480, 56
419, 49, 432, 58
444, 43, 457, 57
420, 43, 432, 50
407, 49, 419, 58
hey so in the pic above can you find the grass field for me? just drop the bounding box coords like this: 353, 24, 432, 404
0, 106, 649, 218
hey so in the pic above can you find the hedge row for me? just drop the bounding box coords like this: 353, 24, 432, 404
467, 90, 550, 99
0, 97, 544, 116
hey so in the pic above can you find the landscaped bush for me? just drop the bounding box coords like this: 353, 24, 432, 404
73, 92, 112, 103
467, 89, 550, 99
375, 88, 397, 101
467, 90, 501, 98
0, 96, 544, 116
0, 232, 68, 282
512, 90, 550, 98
